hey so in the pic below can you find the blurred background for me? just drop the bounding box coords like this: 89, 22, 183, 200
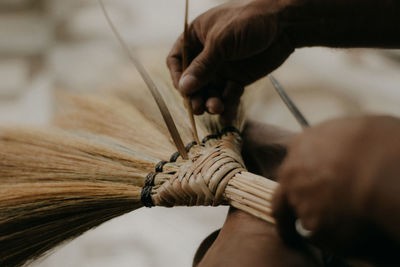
1, 0, 400, 266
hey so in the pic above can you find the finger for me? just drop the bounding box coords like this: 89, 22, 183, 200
206, 97, 224, 114
220, 81, 244, 125
276, 138, 304, 186
166, 34, 184, 89
179, 45, 219, 96
205, 87, 224, 114
191, 93, 205, 115
272, 186, 304, 248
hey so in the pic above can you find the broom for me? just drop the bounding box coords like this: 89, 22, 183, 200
0, 2, 279, 266
0, 93, 278, 266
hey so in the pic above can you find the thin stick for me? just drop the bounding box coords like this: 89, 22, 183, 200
268, 75, 310, 128
182, 0, 200, 144
98, 0, 188, 159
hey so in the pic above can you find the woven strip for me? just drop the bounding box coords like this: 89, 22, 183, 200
151, 132, 245, 207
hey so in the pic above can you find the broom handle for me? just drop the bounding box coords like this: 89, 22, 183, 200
225, 171, 278, 224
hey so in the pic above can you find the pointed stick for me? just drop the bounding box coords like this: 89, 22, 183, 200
182, 0, 200, 144
268, 75, 309, 129
99, 0, 188, 159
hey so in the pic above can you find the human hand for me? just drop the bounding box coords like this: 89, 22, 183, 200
241, 120, 293, 178
273, 116, 400, 264
167, 0, 296, 123
194, 208, 321, 267
193, 123, 321, 267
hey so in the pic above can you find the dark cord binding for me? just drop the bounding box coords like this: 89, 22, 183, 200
141, 186, 155, 207
144, 172, 157, 187
155, 161, 167, 172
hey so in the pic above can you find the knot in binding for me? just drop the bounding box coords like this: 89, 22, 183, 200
151, 131, 245, 207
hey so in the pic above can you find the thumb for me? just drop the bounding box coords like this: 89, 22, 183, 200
179, 47, 219, 95
272, 186, 303, 247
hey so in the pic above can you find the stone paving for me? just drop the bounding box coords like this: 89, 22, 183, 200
1, 1, 400, 266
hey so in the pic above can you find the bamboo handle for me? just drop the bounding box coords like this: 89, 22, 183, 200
225, 171, 278, 224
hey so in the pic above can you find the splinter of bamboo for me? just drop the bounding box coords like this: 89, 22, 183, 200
182, 0, 201, 144
98, 0, 188, 159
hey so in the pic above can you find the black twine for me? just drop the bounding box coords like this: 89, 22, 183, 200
145, 172, 157, 187
155, 161, 167, 172
169, 151, 180, 162
185, 141, 197, 152
141, 186, 154, 207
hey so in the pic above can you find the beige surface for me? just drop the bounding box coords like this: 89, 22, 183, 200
1, 1, 400, 266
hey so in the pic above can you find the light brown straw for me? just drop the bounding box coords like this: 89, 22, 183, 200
98, 0, 188, 159
150, 131, 278, 223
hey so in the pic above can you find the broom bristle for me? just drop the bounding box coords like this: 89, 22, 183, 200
54, 93, 177, 159
0, 182, 141, 266
0, 127, 160, 266
0, 127, 159, 183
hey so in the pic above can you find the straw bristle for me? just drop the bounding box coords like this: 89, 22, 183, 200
0, 182, 141, 266
0, 127, 156, 266
0, 127, 158, 183
111, 83, 210, 145
54, 93, 176, 160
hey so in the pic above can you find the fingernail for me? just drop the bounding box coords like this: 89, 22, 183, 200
179, 75, 198, 94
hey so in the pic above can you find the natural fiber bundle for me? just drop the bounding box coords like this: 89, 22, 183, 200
0, 84, 278, 266
0, 128, 149, 265
54, 94, 179, 159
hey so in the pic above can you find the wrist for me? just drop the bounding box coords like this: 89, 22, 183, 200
277, 0, 400, 48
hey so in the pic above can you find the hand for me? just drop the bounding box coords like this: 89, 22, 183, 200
193, 123, 321, 267
273, 116, 400, 264
241, 120, 293, 178
167, 0, 400, 123
194, 208, 322, 267
167, 0, 296, 123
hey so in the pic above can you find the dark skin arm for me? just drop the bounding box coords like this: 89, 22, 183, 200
195, 208, 321, 267
167, 0, 400, 122
193, 122, 322, 267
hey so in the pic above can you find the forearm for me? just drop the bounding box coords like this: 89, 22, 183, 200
278, 0, 400, 48
197, 209, 321, 267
